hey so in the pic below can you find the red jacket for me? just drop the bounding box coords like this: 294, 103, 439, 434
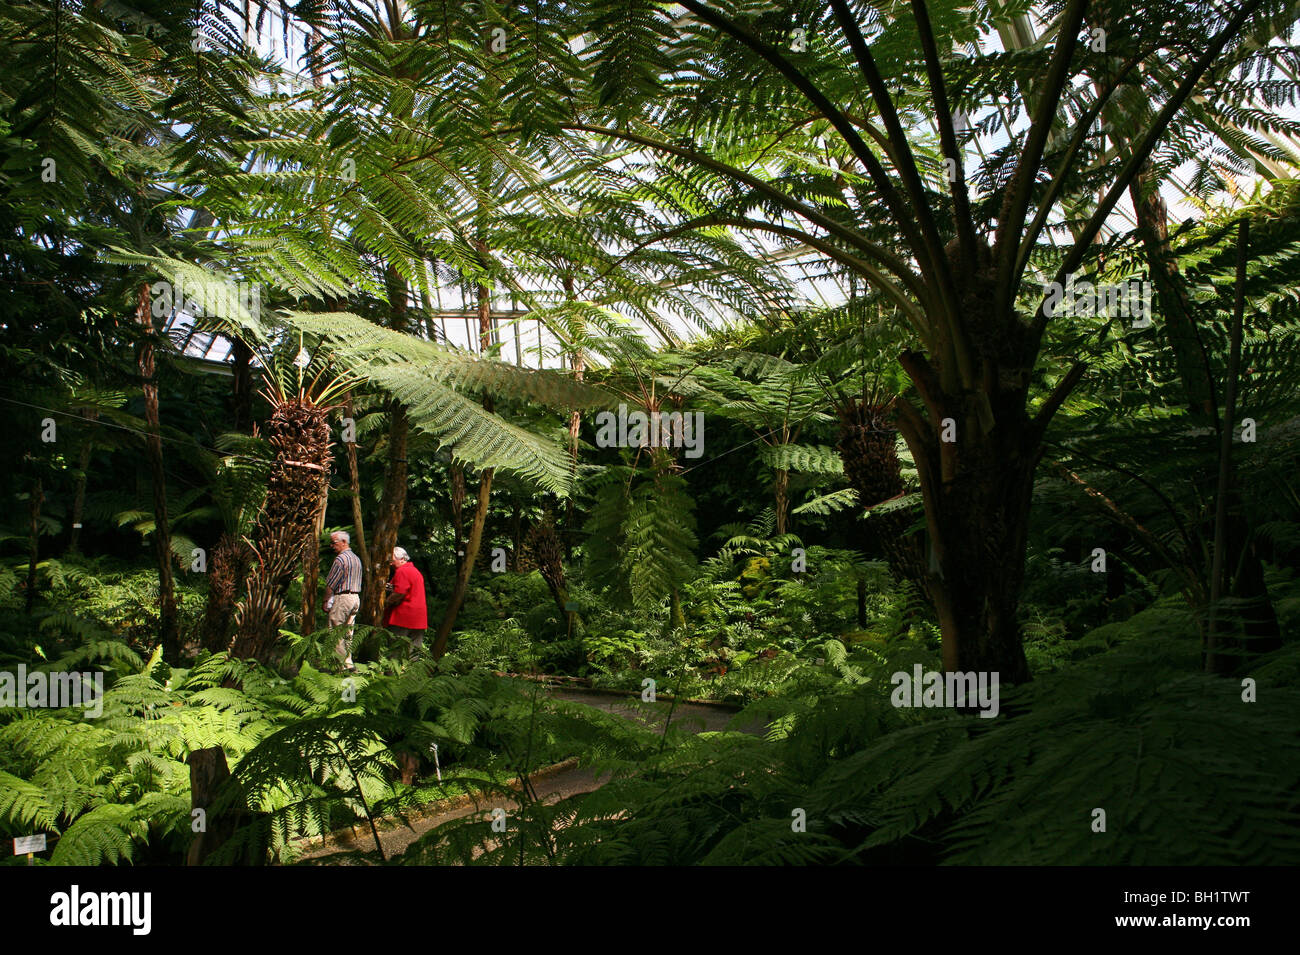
383, 561, 428, 629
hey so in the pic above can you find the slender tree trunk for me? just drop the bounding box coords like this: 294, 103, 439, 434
232, 338, 254, 433
451, 461, 466, 564
1129, 166, 1217, 419
1130, 170, 1280, 665
431, 266, 497, 657
563, 273, 583, 562
300, 486, 329, 635
136, 282, 180, 663
343, 397, 370, 570
361, 402, 407, 627
431, 468, 493, 659
69, 410, 96, 554
361, 268, 411, 627
25, 476, 42, 614
1206, 220, 1280, 671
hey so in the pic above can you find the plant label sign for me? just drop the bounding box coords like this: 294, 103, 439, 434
14, 834, 46, 855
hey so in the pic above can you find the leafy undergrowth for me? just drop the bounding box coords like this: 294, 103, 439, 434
0, 621, 627, 865
402, 618, 1300, 866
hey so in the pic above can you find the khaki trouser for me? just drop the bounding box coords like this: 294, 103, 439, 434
329, 593, 361, 668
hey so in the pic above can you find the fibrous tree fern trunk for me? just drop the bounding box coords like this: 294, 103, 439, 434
773, 468, 789, 536
892, 251, 1049, 683
362, 399, 408, 628
527, 511, 571, 622
836, 398, 926, 592
201, 532, 252, 653
135, 281, 180, 663
451, 461, 466, 562
1204, 221, 1280, 671
230, 397, 333, 664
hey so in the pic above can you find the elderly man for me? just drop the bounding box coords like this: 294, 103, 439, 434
383, 546, 428, 657
324, 530, 363, 673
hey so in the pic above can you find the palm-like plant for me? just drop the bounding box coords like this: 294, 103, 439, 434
184, 0, 795, 654
543, 0, 1300, 679
228, 345, 361, 664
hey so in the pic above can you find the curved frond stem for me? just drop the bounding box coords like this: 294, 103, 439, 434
566, 123, 923, 297
994, 0, 1089, 317
827, 0, 958, 321
909, 0, 979, 274
1013, 48, 1151, 284
1030, 0, 1271, 346
674, 0, 927, 269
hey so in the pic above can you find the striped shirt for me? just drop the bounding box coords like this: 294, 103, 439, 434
325, 548, 363, 594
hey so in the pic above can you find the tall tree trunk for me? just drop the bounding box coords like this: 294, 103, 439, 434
136, 282, 180, 663
773, 467, 789, 536
431, 467, 493, 659
563, 273, 583, 562
232, 338, 254, 433
1129, 169, 1280, 665
1205, 220, 1280, 671
1129, 166, 1217, 419
25, 476, 42, 615
916, 438, 1037, 682
300, 486, 329, 635
431, 266, 497, 657
360, 402, 408, 627
361, 268, 411, 627
69, 410, 96, 554
343, 397, 370, 572
891, 251, 1057, 683
451, 461, 466, 564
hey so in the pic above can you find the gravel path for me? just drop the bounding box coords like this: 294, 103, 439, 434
296, 685, 764, 863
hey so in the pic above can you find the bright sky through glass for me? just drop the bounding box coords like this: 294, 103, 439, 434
166, 4, 1297, 368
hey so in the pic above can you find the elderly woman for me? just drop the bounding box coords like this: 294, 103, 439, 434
383, 546, 428, 657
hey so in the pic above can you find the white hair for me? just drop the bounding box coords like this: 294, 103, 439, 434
392, 546, 409, 562
332, 531, 350, 544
